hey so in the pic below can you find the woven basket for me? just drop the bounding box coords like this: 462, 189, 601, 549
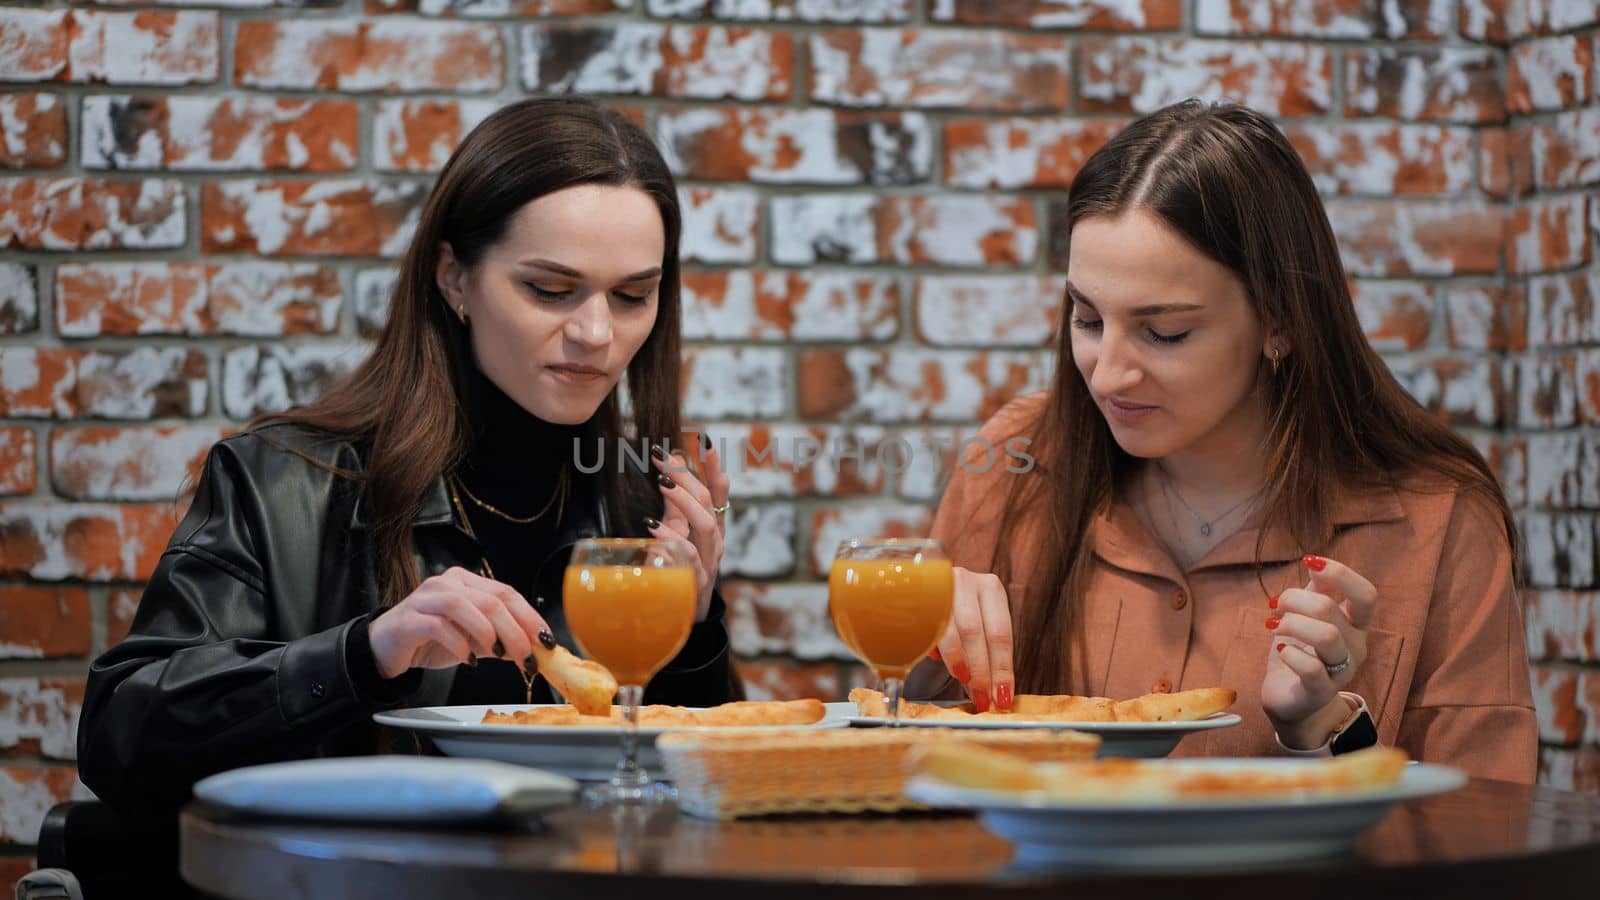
656, 727, 1100, 820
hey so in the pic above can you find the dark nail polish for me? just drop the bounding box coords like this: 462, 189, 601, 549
492, 638, 505, 658
1266, 616, 1281, 629
523, 654, 539, 673
657, 473, 676, 490
465, 654, 478, 668
1302, 554, 1327, 572
700, 433, 712, 451
538, 629, 556, 650
644, 516, 661, 530
650, 444, 668, 462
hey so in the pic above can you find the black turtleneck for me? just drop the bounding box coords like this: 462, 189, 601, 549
348, 364, 734, 708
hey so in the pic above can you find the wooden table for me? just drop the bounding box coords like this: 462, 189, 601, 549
180, 777, 1600, 900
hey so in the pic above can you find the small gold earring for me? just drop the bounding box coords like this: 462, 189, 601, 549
1269, 347, 1281, 374
455, 303, 467, 325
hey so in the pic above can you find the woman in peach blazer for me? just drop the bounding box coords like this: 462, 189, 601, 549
913, 101, 1536, 784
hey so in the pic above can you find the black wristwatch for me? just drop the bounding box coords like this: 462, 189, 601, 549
1330, 701, 1379, 755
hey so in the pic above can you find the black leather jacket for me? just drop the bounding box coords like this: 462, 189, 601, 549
77, 425, 734, 813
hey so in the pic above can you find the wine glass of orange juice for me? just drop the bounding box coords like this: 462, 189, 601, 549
564, 537, 697, 804
828, 538, 954, 726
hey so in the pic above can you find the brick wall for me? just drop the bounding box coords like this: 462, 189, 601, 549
0, 0, 1597, 873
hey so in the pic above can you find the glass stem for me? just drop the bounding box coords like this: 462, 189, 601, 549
611, 684, 650, 799
884, 676, 904, 728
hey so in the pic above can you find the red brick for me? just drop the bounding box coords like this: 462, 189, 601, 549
1513, 355, 1580, 430
1444, 283, 1522, 351
1580, 348, 1600, 425
1508, 195, 1591, 275
809, 29, 1069, 111
1079, 38, 1332, 117
0, 678, 82, 761
370, 0, 626, 12
645, 0, 912, 20
657, 106, 931, 185
522, 24, 792, 101
1389, 356, 1503, 428
1521, 512, 1595, 589
1345, 47, 1504, 124
1532, 666, 1584, 744
1463, 0, 1600, 41
0, 178, 185, 250
1, 347, 207, 421
0, 502, 178, 581
1285, 123, 1474, 196
235, 19, 501, 92
0, 766, 84, 844
50, 426, 224, 502
55, 262, 341, 337
1523, 435, 1600, 511
0, 264, 38, 335
707, 423, 893, 498
0, 94, 65, 168
943, 118, 1122, 189
201, 179, 426, 257
719, 503, 796, 577
810, 503, 933, 575
1327, 200, 1503, 276
1478, 125, 1534, 199
797, 348, 1050, 423
1501, 436, 1527, 508
69, 10, 219, 85
1349, 281, 1435, 351
735, 659, 843, 702
372, 99, 497, 173
679, 187, 759, 264
1197, 0, 1450, 36
680, 347, 787, 420
220, 344, 369, 420
725, 581, 852, 660
916, 276, 1063, 347
1509, 34, 1593, 113
106, 588, 140, 649
1530, 108, 1600, 191
1540, 746, 1600, 793
1, 859, 35, 897
0, 350, 77, 419
770, 194, 1036, 267
0, 429, 34, 497
0, 588, 87, 659
354, 268, 397, 338
1527, 270, 1600, 348
81, 96, 357, 172
931, 0, 1180, 29
0, 9, 69, 81
681, 270, 899, 342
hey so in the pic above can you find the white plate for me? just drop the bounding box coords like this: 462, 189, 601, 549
846, 710, 1243, 758
905, 760, 1466, 871
375, 704, 851, 782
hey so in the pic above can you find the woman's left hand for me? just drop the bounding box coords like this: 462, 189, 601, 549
648, 437, 730, 622
1261, 554, 1377, 745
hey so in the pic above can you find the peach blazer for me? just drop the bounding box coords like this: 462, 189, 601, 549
924, 394, 1537, 784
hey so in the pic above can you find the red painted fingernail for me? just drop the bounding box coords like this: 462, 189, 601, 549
1276, 643, 1286, 652
1302, 554, 1326, 572
952, 663, 971, 684
929, 647, 941, 661
1265, 616, 1281, 629
1268, 593, 1279, 610
972, 691, 990, 713
996, 683, 1013, 711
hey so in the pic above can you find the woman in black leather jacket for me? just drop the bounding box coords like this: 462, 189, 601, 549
77, 97, 739, 819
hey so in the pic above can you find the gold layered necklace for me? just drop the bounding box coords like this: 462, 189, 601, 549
446, 471, 570, 703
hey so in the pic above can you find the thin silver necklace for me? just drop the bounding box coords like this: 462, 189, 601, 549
1156, 463, 1261, 538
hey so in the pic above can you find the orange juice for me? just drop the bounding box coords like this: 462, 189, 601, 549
828, 558, 954, 679
564, 565, 697, 686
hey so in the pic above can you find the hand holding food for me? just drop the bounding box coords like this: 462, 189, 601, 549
526, 631, 619, 716
368, 566, 550, 680
930, 567, 1015, 712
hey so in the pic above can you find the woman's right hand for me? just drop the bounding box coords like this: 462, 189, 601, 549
932, 567, 1015, 712
368, 567, 551, 679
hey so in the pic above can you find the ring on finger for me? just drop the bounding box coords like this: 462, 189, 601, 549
711, 501, 731, 516
1323, 654, 1351, 676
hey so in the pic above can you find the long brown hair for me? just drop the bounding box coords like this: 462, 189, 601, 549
999, 100, 1517, 693
257, 97, 684, 604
